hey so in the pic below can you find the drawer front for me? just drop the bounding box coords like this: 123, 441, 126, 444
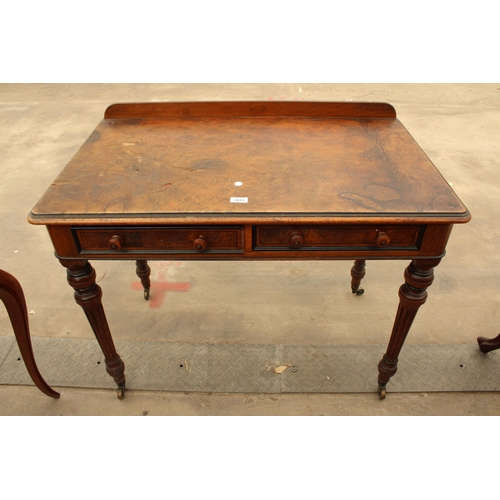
254, 225, 423, 251
73, 226, 244, 255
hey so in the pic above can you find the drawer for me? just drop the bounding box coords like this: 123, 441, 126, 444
254, 225, 423, 251
73, 226, 244, 255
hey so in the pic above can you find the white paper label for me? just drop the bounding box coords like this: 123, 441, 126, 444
230, 197, 248, 203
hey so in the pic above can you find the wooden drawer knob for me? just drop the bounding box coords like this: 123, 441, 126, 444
376, 231, 390, 247
108, 235, 123, 251
193, 235, 207, 252
290, 231, 304, 248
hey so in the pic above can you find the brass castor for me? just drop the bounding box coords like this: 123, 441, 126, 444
378, 386, 386, 400
352, 287, 364, 296
144, 289, 150, 300
117, 386, 125, 400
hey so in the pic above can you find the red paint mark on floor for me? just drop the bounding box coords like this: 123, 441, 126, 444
132, 262, 191, 309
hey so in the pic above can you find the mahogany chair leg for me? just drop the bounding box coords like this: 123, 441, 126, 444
136, 260, 151, 300
0, 269, 60, 398
350, 259, 366, 296
477, 333, 500, 353
377, 258, 440, 399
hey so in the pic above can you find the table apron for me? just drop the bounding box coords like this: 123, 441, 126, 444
46, 223, 454, 260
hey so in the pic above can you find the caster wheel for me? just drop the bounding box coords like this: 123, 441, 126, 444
378, 387, 386, 400
117, 386, 125, 400
352, 288, 364, 296
144, 289, 150, 300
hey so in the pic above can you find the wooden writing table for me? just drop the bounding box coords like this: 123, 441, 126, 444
28, 101, 470, 399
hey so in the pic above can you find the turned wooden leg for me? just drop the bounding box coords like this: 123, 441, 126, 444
477, 333, 500, 353
377, 258, 441, 399
350, 259, 366, 296
60, 259, 126, 399
0, 269, 60, 398
136, 259, 151, 300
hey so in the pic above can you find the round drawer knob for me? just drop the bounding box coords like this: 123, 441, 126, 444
290, 231, 304, 248
376, 231, 390, 248
108, 235, 123, 251
193, 235, 207, 252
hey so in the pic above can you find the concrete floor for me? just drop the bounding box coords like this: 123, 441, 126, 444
1, 83, 500, 415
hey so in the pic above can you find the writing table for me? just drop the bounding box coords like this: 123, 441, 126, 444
28, 101, 470, 399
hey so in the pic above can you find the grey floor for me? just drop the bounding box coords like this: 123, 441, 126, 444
1, 83, 500, 415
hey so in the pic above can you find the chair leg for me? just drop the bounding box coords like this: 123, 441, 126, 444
478, 333, 500, 353
350, 260, 366, 296
0, 269, 60, 398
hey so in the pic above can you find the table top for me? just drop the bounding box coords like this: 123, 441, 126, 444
29, 101, 470, 226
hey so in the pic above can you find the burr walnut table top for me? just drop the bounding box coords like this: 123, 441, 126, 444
29, 101, 470, 226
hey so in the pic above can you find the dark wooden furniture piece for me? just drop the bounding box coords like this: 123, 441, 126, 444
28, 101, 470, 399
0, 269, 59, 398
477, 334, 500, 353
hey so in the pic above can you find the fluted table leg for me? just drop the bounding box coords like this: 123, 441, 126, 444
350, 259, 366, 296
377, 258, 441, 399
135, 260, 151, 300
60, 259, 126, 399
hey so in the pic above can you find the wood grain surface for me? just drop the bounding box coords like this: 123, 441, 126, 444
29, 102, 469, 224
